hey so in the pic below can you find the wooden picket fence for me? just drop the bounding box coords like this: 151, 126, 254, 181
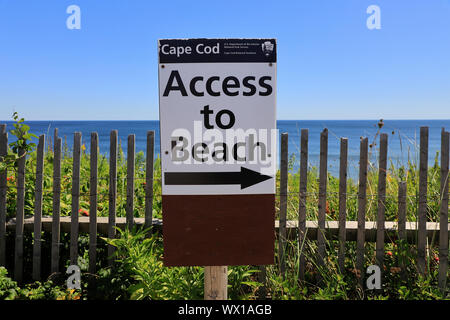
0, 124, 448, 293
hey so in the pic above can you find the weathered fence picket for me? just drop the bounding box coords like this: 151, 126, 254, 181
145, 131, 155, 234
126, 134, 135, 230
257, 265, 267, 300
397, 180, 407, 279
356, 137, 368, 283
32, 135, 45, 281
317, 129, 328, 274
108, 130, 118, 266
438, 129, 449, 290
70, 132, 81, 266
397, 181, 407, 242
298, 129, 308, 281
338, 137, 348, 273
14, 148, 26, 282
51, 132, 62, 273
418, 126, 428, 274
278, 133, 288, 279
89, 132, 98, 274
0, 126, 7, 267
376, 133, 388, 272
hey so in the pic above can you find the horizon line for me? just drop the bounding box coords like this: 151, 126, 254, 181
1, 118, 450, 122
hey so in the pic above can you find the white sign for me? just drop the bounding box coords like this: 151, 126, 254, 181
158, 39, 277, 195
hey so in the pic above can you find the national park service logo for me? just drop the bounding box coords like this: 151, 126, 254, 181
261, 41, 274, 57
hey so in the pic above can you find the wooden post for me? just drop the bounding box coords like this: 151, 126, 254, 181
145, 131, 154, 235
32, 135, 45, 281
204, 266, 227, 300
14, 148, 26, 282
438, 129, 449, 290
417, 126, 428, 274
126, 134, 135, 230
397, 181, 407, 242
317, 128, 328, 270
108, 130, 118, 265
397, 180, 407, 279
356, 137, 368, 284
0, 128, 7, 267
279, 133, 288, 279
89, 132, 98, 274
51, 133, 62, 273
70, 132, 81, 266
257, 265, 266, 300
376, 133, 388, 271
338, 137, 348, 273
298, 129, 308, 281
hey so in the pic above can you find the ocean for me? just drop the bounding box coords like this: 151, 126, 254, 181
2, 119, 449, 178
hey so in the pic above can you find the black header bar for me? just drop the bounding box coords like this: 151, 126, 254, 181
158, 38, 276, 63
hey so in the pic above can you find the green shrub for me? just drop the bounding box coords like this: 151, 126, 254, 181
101, 227, 262, 300
0, 267, 19, 300
0, 266, 73, 300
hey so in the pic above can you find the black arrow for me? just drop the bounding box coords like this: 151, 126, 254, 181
164, 167, 272, 189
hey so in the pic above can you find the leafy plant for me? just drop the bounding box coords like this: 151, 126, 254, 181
0, 267, 19, 300
0, 112, 38, 172
102, 227, 203, 300
227, 266, 262, 299
0, 266, 71, 300
17, 280, 68, 300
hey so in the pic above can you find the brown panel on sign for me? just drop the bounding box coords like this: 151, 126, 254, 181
162, 194, 275, 267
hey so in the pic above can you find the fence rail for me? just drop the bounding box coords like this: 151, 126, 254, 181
0, 125, 448, 293
4, 216, 448, 242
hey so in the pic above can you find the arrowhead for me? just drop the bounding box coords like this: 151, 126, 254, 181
240, 167, 272, 189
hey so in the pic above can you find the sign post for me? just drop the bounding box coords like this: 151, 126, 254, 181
158, 38, 277, 299
204, 266, 228, 300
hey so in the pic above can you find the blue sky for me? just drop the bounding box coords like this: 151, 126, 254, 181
0, 0, 449, 120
